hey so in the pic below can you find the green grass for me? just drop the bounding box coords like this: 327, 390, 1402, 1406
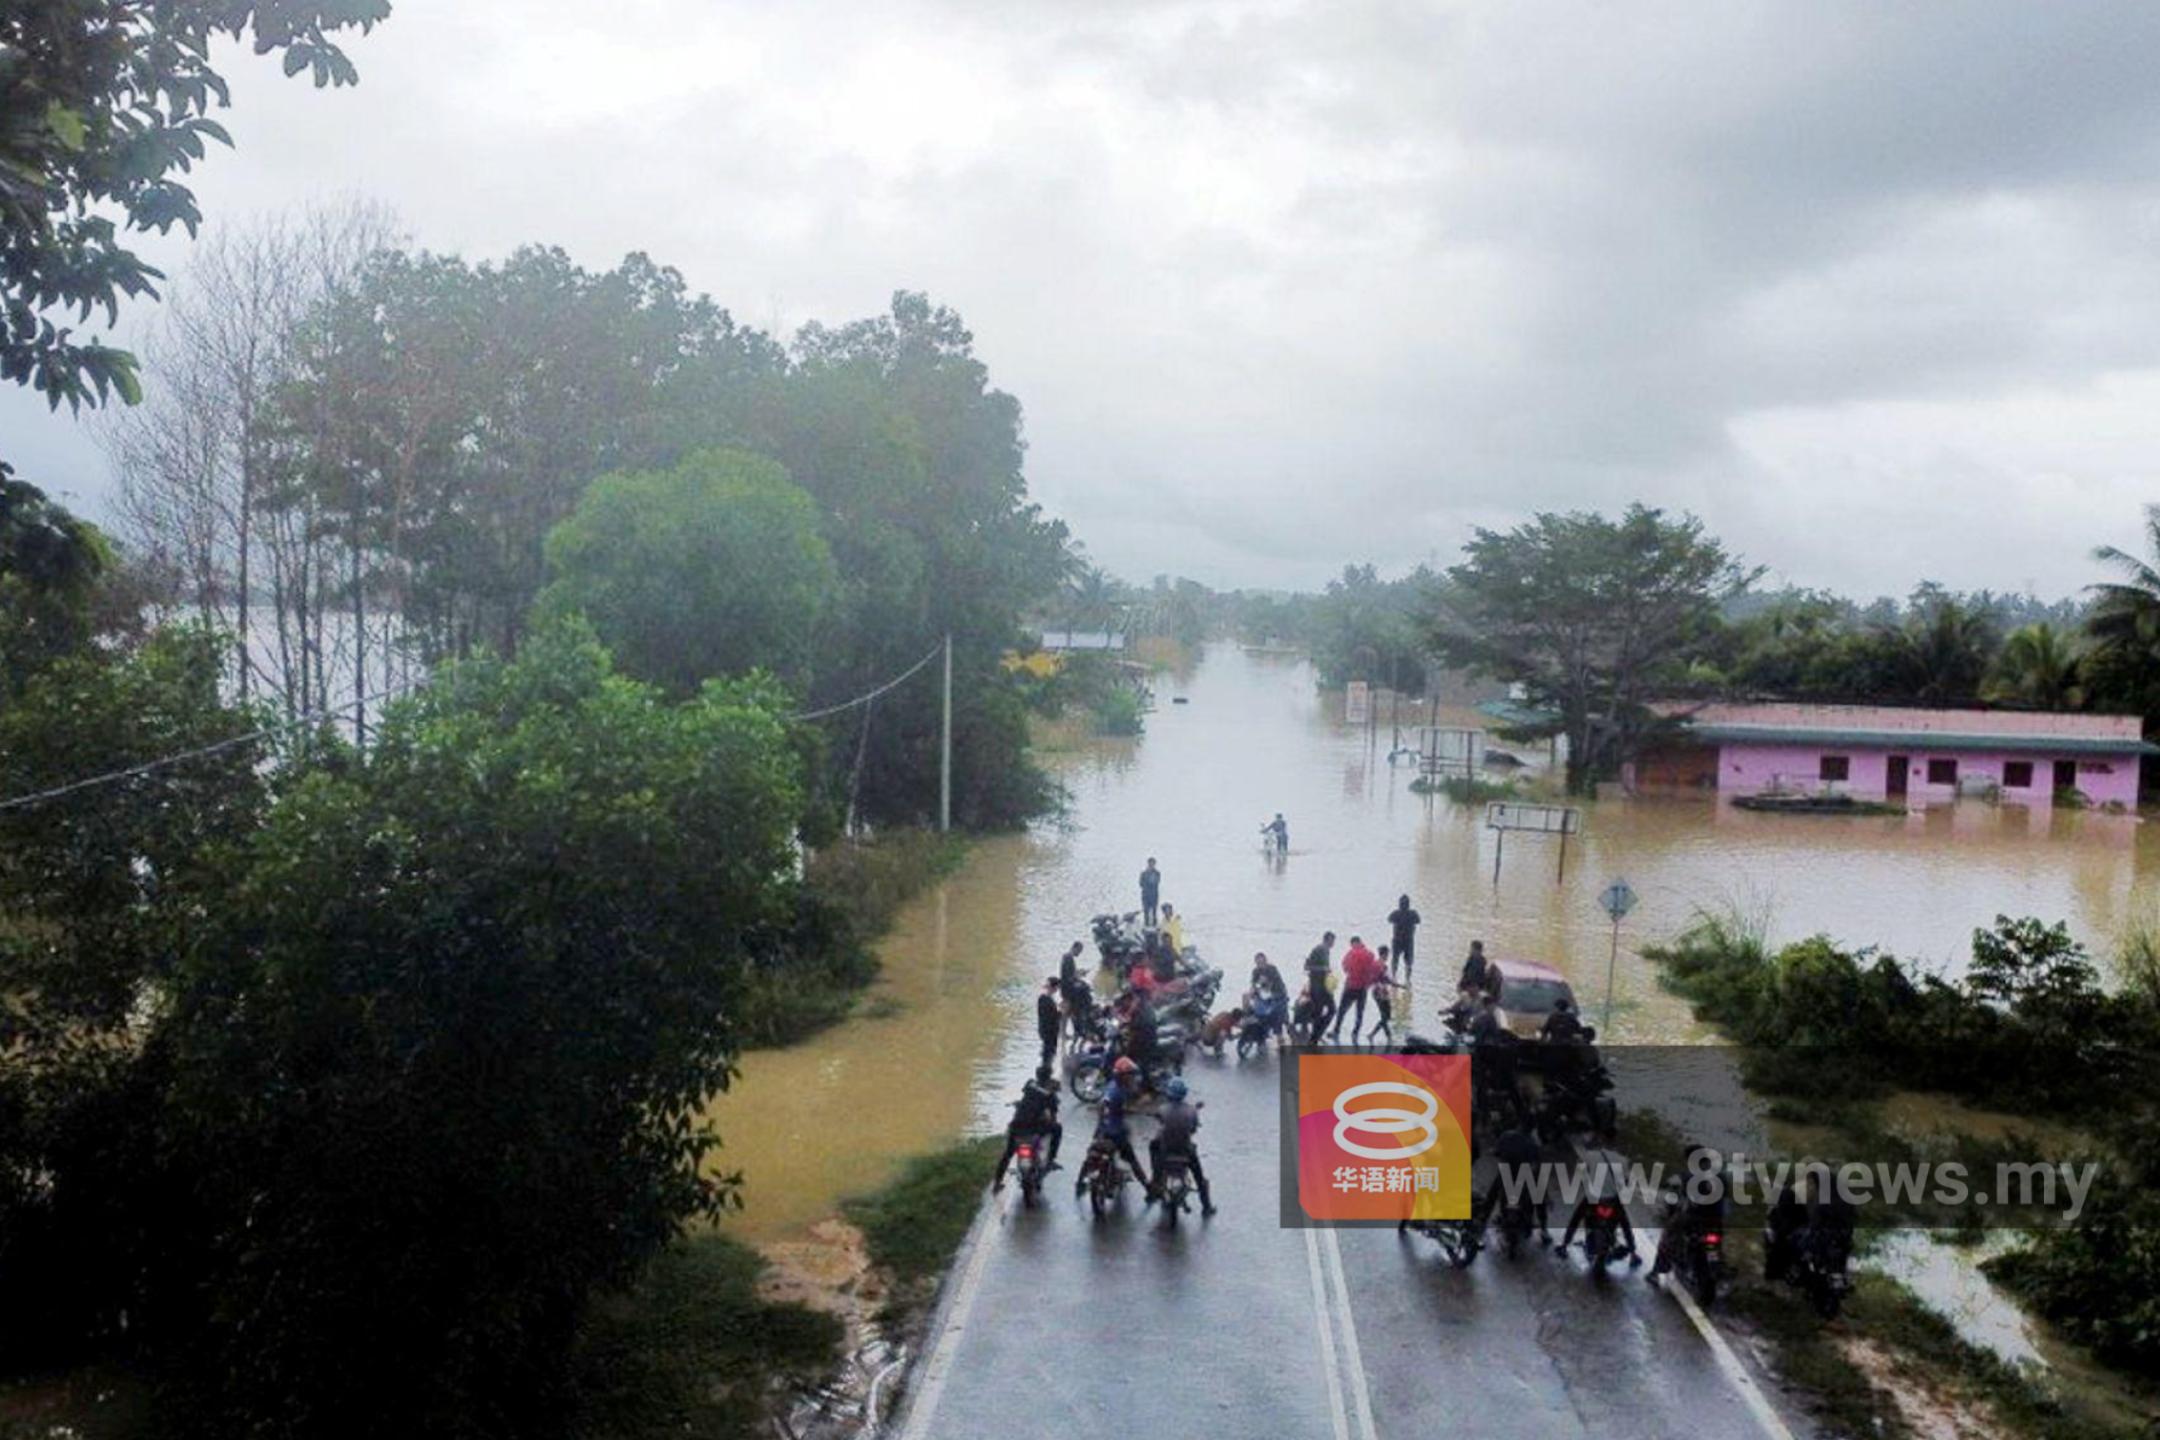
1729, 1267, 2139, 1440
841, 1136, 1001, 1329
1408, 773, 1518, 802
568, 1233, 843, 1440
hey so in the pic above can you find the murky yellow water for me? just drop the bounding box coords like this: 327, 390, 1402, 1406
713, 644, 2157, 1241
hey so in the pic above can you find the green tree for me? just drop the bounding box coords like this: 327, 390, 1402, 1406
1984, 621, 2084, 709
153, 619, 807, 1434
1872, 591, 2000, 704
0, 468, 109, 694
1308, 563, 1434, 690
0, 0, 387, 438
2084, 506, 2160, 737
1430, 505, 1751, 793
537, 449, 837, 695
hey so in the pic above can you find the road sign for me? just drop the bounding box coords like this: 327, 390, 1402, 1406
1345, 681, 1371, 725
1598, 879, 1638, 922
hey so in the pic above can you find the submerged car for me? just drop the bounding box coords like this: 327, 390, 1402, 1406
1491, 957, 1579, 1040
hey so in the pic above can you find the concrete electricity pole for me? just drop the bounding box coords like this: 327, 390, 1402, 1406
939, 633, 953, 832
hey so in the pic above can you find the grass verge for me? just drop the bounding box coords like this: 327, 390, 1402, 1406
568, 1233, 844, 1440
841, 1136, 1001, 1330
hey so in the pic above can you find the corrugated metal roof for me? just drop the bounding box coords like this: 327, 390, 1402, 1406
1687, 724, 2159, 756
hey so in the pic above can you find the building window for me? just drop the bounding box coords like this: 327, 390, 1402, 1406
2003, 761, 2033, 789
1819, 755, 1850, 782
1926, 758, 1959, 786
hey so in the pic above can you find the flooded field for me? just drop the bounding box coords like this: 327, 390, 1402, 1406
714, 644, 2156, 1240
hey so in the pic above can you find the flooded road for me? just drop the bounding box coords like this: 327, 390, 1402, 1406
716, 643, 2154, 1240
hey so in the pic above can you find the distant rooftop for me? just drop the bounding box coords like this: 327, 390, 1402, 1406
1657, 700, 2155, 755
1036, 630, 1126, 652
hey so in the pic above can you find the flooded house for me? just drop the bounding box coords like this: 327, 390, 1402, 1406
1627, 701, 2152, 807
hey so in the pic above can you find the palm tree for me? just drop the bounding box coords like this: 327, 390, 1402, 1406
1877, 596, 1999, 704
2085, 506, 2160, 719
1984, 622, 2084, 709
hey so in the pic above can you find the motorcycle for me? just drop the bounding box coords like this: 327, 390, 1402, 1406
1076, 1136, 1131, 1218
1579, 1199, 1627, 1279
1534, 1053, 1618, 1143
1236, 994, 1287, 1059
1675, 1224, 1727, 1307
1769, 1222, 1854, 1319
1155, 1150, 1195, 1225
1493, 1197, 1537, 1260
1071, 1027, 1186, 1103
1013, 1137, 1048, 1209
1399, 1214, 1483, 1268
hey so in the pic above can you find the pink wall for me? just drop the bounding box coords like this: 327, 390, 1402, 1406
1668, 701, 2144, 744
1718, 742, 2140, 807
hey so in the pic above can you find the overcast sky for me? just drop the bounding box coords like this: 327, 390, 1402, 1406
14, 0, 2160, 598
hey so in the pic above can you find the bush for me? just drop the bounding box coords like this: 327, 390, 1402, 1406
842, 1137, 1001, 1327
568, 1234, 842, 1440
1090, 686, 1145, 737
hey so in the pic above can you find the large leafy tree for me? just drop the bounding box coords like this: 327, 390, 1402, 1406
0, 0, 387, 423
150, 620, 807, 1434
1985, 621, 2084, 710
537, 448, 838, 695
1430, 505, 1751, 792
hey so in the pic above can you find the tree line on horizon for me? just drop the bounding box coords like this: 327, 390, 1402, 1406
1045, 508, 2160, 794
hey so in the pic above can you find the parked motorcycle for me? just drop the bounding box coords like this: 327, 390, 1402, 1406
1768, 1216, 1854, 1319
1399, 1215, 1483, 1268
1236, 995, 1286, 1059
1076, 1136, 1131, 1218
1071, 1027, 1185, 1103
1493, 1196, 1537, 1260
1534, 1052, 1618, 1143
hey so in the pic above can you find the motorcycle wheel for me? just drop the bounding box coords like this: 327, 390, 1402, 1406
1071, 1063, 1108, 1105
1691, 1264, 1720, 1308
1089, 1181, 1111, 1218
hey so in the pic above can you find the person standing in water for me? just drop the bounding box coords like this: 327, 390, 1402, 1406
1387, 894, 1421, 980
1139, 857, 1162, 926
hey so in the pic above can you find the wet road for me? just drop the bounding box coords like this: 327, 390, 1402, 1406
895, 1042, 1806, 1440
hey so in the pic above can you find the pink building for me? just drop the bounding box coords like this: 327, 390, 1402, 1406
1629, 701, 2151, 808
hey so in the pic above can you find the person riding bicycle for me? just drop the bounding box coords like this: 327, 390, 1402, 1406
1148, 1077, 1216, 1215
1083, 1056, 1151, 1196
993, 1065, 1063, 1191
1261, 813, 1289, 853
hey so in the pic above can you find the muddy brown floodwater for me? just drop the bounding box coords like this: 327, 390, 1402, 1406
712, 643, 2159, 1242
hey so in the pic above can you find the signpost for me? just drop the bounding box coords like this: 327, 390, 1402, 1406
1597, 878, 1638, 1033
1345, 680, 1372, 726
1483, 800, 1583, 887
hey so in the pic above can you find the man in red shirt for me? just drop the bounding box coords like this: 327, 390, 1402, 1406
1331, 935, 1385, 1043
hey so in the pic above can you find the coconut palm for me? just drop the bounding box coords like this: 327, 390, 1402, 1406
1984, 622, 2084, 709
1875, 595, 2000, 704
2085, 506, 2160, 720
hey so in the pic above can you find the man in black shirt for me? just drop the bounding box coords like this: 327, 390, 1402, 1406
1036, 977, 1062, 1065
1387, 895, 1421, 979
1303, 931, 1337, 1041
992, 1066, 1063, 1191
1139, 858, 1162, 926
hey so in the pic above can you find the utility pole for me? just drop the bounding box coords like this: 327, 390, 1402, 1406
939, 633, 953, 832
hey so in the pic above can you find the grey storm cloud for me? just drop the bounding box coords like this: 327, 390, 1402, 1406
12, 0, 2160, 596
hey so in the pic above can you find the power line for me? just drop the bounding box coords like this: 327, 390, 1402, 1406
0, 673, 431, 816
789, 643, 945, 722
0, 641, 952, 816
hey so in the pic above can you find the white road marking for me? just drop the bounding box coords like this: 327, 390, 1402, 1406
1670, 1282, 1799, 1440
1319, 1227, 1381, 1440
1302, 1226, 1354, 1440
895, 1200, 1001, 1440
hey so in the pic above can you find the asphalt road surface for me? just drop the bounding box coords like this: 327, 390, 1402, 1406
895, 1042, 1812, 1440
